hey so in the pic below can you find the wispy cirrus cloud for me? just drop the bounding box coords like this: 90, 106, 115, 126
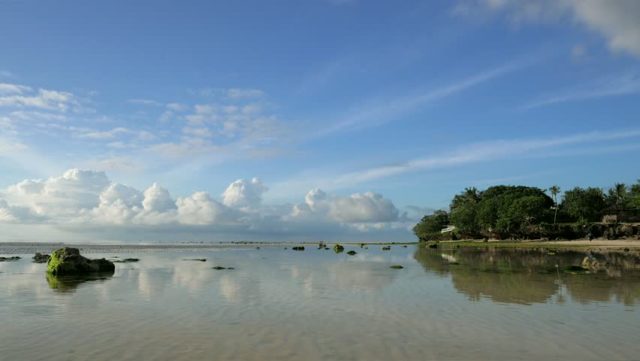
272, 128, 640, 195
316, 60, 528, 136
523, 71, 640, 109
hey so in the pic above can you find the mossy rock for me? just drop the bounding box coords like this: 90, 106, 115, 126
333, 244, 344, 253
47, 247, 115, 276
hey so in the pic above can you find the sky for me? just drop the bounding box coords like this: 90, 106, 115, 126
0, 0, 639, 242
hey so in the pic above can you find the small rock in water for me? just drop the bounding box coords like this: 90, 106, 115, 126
346, 250, 357, 256
33, 253, 50, 263
427, 243, 438, 249
565, 265, 589, 273
390, 265, 404, 269
381, 246, 391, 251
333, 244, 344, 253
292, 246, 305, 251
113, 258, 140, 263
0, 256, 21, 262
212, 266, 234, 270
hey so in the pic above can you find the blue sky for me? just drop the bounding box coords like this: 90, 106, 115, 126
0, 0, 639, 242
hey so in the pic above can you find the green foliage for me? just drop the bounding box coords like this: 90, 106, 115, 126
449, 185, 553, 239
413, 181, 640, 241
413, 210, 449, 241
449, 188, 480, 237
562, 187, 607, 222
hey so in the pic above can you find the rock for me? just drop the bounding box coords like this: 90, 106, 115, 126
427, 243, 438, 249
0, 256, 21, 262
184, 258, 207, 262
113, 258, 139, 263
47, 248, 115, 276
581, 255, 601, 271
292, 246, 305, 251
333, 244, 344, 253
346, 250, 357, 256
212, 266, 226, 270
32, 253, 50, 263
381, 246, 391, 251
390, 265, 404, 269
565, 265, 589, 273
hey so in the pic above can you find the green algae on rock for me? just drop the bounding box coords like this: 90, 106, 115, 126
46, 248, 115, 276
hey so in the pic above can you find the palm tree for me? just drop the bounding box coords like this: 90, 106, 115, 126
548, 185, 560, 225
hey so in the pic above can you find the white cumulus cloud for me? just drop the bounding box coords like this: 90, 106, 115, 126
0, 169, 410, 241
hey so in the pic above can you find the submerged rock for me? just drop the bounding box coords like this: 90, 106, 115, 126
381, 246, 391, 251
292, 246, 305, 251
112, 258, 140, 263
390, 265, 404, 269
565, 265, 589, 274
33, 253, 50, 263
346, 250, 357, 256
581, 255, 602, 271
212, 266, 235, 270
0, 256, 20, 262
333, 244, 344, 253
184, 258, 207, 262
47, 248, 115, 276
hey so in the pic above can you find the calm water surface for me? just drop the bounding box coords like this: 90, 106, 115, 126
1, 244, 639, 361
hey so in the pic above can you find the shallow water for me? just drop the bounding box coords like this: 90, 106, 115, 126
1, 244, 639, 361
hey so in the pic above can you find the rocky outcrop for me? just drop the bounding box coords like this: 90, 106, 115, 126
46, 248, 115, 276
33, 253, 50, 263
0, 256, 20, 262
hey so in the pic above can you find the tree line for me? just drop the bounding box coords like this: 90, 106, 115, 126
413, 181, 640, 241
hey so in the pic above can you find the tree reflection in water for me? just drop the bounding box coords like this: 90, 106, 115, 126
414, 247, 640, 305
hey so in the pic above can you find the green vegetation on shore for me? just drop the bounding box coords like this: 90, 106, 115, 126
414, 181, 640, 242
